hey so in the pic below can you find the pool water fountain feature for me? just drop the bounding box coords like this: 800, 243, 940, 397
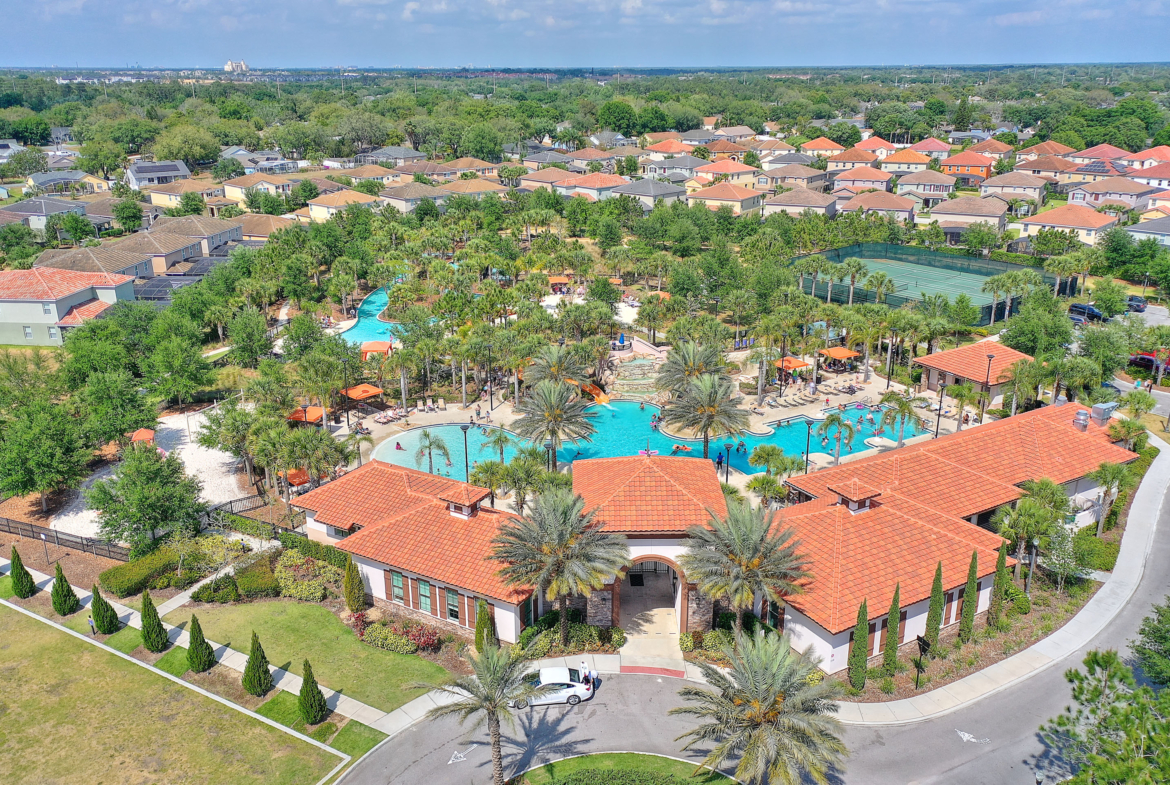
605, 356, 664, 402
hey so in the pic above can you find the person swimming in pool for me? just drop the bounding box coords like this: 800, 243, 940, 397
395, 442, 404, 450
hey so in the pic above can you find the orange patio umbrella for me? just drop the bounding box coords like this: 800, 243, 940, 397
775, 357, 810, 371
287, 406, 325, 424
342, 383, 383, 401
818, 347, 860, 360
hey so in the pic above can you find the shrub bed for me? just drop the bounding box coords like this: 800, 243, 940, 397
274, 550, 343, 602
363, 624, 419, 654
546, 770, 699, 785
219, 515, 277, 540
235, 554, 280, 598
276, 532, 349, 570
511, 609, 624, 658
192, 575, 241, 603
1074, 529, 1121, 572
100, 549, 179, 598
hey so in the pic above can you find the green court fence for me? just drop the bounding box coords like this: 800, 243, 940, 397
795, 243, 1074, 326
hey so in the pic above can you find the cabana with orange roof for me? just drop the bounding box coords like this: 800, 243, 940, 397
360, 341, 392, 362
342, 383, 383, 402
288, 406, 326, 425
127, 428, 156, 445
775, 356, 810, 371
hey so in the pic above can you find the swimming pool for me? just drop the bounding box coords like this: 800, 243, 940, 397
372, 399, 924, 479
339, 289, 402, 345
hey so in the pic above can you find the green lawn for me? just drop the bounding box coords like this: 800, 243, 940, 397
0, 604, 339, 785
329, 721, 386, 758
165, 600, 449, 713
0, 575, 13, 599
519, 753, 734, 784
258, 692, 339, 742
103, 624, 144, 654
155, 644, 192, 677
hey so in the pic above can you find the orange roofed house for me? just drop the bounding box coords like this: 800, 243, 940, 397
940, 150, 995, 186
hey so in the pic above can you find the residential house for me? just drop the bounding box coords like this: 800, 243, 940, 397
1130, 162, 1170, 189
1014, 154, 1079, 185
750, 139, 796, 155
389, 161, 458, 183
928, 196, 1009, 233
763, 188, 837, 217
1069, 177, 1160, 213
967, 139, 1014, 160
345, 165, 398, 186
1122, 146, 1170, 170
755, 165, 828, 193
714, 125, 756, 143
609, 179, 686, 210
686, 183, 764, 215
522, 151, 573, 170
880, 149, 931, 176
827, 148, 879, 172
149, 214, 245, 254
50, 127, 74, 145
908, 137, 954, 160
948, 131, 991, 145
3, 197, 86, 233
26, 170, 110, 195
832, 166, 892, 193
307, 190, 381, 222
1069, 144, 1130, 165
240, 214, 298, 241
518, 168, 579, 191
148, 180, 226, 209
800, 137, 846, 158
589, 131, 628, 148
854, 136, 897, 159
0, 267, 135, 346
355, 146, 427, 167
679, 129, 718, 146
701, 115, 721, 131
108, 231, 205, 274
839, 191, 916, 220
1015, 140, 1075, 162
643, 131, 684, 144
914, 341, 1033, 405
566, 147, 616, 166
693, 160, 760, 186
227, 150, 298, 175
1126, 215, 1170, 246
379, 183, 450, 214
35, 245, 153, 279
895, 170, 957, 208
761, 151, 816, 170
1066, 160, 1135, 184
446, 158, 499, 178
704, 139, 749, 162
438, 179, 509, 200
980, 172, 1047, 210
0, 139, 26, 164
940, 151, 994, 186
83, 197, 164, 229
553, 173, 629, 202
645, 139, 696, 159
1019, 204, 1117, 246
125, 160, 191, 190
640, 155, 708, 180
222, 173, 293, 206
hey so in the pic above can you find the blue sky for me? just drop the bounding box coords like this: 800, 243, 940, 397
6, 0, 1170, 69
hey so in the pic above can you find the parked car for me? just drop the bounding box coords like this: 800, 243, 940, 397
1130, 353, 1160, 372
513, 667, 593, 708
1069, 314, 1088, 326
1069, 303, 1106, 322
1127, 295, 1148, 313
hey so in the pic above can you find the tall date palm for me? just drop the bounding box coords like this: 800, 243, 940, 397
662, 374, 748, 459
511, 380, 596, 469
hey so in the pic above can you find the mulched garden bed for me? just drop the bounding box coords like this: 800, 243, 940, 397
183, 664, 274, 711
1, 538, 120, 590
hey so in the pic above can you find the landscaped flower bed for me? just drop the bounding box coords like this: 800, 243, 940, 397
511, 609, 626, 659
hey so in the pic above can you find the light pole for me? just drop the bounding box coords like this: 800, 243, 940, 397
544, 439, 554, 471
485, 343, 494, 412
460, 424, 471, 482
723, 443, 733, 483
934, 383, 948, 438
978, 354, 995, 424
804, 421, 812, 473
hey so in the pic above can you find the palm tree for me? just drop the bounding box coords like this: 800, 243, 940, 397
982, 274, 1007, 326
866, 271, 896, 304
524, 344, 586, 386
1087, 462, 1134, 537
384, 347, 417, 412
999, 359, 1042, 416
1119, 389, 1157, 421
947, 382, 983, 432
1044, 255, 1081, 296
1061, 356, 1101, 402
679, 500, 810, 634
414, 644, 552, 785
511, 380, 597, 469
745, 474, 785, 508
748, 444, 798, 476
823, 263, 846, 305
502, 454, 542, 515
724, 290, 756, 344
816, 412, 856, 465
1108, 418, 1147, 452
670, 630, 846, 785
414, 429, 450, 475
879, 391, 927, 447
842, 258, 869, 306
469, 460, 507, 507
993, 496, 1057, 582
662, 374, 750, 459
481, 426, 513, 463
491, 489, 630, 646
655, 342, 727, 394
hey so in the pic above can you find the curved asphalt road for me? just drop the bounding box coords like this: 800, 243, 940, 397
341, 471, 1169, 785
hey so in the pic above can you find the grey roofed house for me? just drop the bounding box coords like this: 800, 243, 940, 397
50, 127, 74, 144
930, 195, 1008, 218
646, 154, 708, 173
897, 169, 957, 186
125, 160, 191, 190
660, 171, 690, 185
765, 187, 837, 208
0, 139, 26, 163
762, 152, 816, 168
46, 153, 78, 170
27, 170, 96, 191
524, 150, 573, 166
3, 197, 85, 218
35, 246, 153, 278
380, 182, 450, 200
504, 141, 551, 157
1126, 215, 1170, 246
356, 145, 427, 166
679, 129, 718, 144
611, 179, 686, 198
84, 197, 165, 225
590, 130, 628, 147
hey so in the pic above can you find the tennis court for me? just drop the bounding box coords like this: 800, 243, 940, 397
853, 257, 994, 305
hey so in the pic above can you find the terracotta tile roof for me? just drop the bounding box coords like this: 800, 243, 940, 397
833, 165, 891, 182
1017, 140, 1074, 157
557, 173, 628, 189
801, 136, 846, 151
345, 164, 395, 178
854, 137, 896, 151
715, 125, 756, 137
56, 297, 114, 325
761, 164, 823, 179
1134, 162, 1170, 180
644, 132, 683, 143
572, 455, 727, 534
840, 191, 915, 212
223, 173, 290, 189
913, 340, 1031, 382
1021, 203, 1117, 229
787, 403, 1136, 524
688, 183, 761, 201
0, 210, 24, 226
241, 214, 298, 237
781, 492, 1007, 633
294, 461, 524, 603
883, 149, 931, 164
566, 147, 614, 160
446, 157, 495, 170
393, 161, 456, 176
968, 139, 1013, 155
897, 169, 956, 185
930, 196, 1008, 218
380, 182, 450, 199
1072, 176, 1159, 195
766, 187, 836, 207
150, 179, 225, 195
520, 168, 579, 184
705, 139, 748, 153
830, 148, 879, 164
1127, 146, 1170, 164
1016, 155, 1079, 173
646, 139, 695, 154
910, 138, 954, 152
982, 172, 1047, 188
1073, 160, 1135, 178
309, 190, 379, 207
1073, 143, 1130, 160
750, 139, 795, 152
0, 267, 132, 300
942, 151, 994, 167
825, 478, 882, 502
439, 179, 508, 194
695, 160, 759, 175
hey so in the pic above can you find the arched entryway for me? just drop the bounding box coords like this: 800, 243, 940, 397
614, 556, 687, 656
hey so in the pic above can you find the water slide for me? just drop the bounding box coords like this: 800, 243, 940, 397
565, 378, 610, 404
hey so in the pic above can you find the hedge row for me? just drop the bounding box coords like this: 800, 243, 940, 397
545, 769, 698, 785
99, 549, 179, 598
219, 515, 277, 540
1074, 529, 1121, 572
276, 531, 349, 569
1104, 445, 1160, 533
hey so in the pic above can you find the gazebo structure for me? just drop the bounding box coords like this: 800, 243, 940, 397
288, 406, 325, 425
127, 428, 156, 446
342, 383, 383, 403
360, 341, 392, 362
818, 346, 860, 375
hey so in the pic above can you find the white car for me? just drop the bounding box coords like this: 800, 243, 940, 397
514, 667, 593, 708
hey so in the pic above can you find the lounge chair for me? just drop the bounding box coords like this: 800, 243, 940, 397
417, 399, 425, 413
438, 398, 446, 411
426, 397, 435, 411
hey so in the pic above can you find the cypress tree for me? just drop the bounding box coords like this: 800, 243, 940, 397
242, 630, 274, 697
298, 659, 328, 725
924, 561, 944, 652
140, 590, 169, 653
883, 583, 901, 677
987, 545, 1009, 630
9, 546, 35, 599
475, 598, 496, 651
343, 557, 365, 613
90, 584, 120, 634
51, 563, 80, 616
959, 551, 979, 644
848, 600, 869, 690
187, 615, 216, 673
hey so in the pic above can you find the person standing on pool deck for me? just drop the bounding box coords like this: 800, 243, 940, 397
715, 453, 723, 470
